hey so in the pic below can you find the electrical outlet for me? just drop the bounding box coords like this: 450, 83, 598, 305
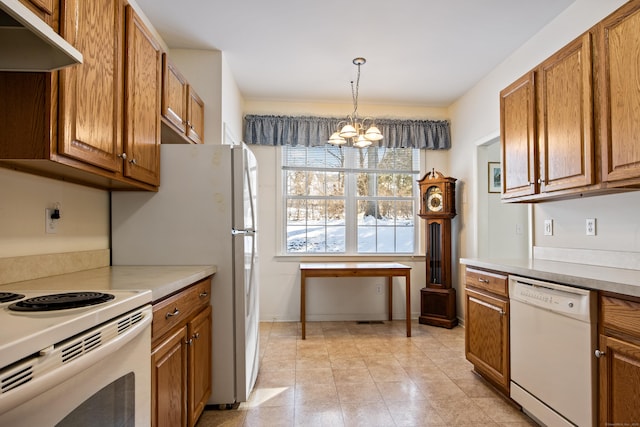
586, 218, 596, 236
515, 223, 523, 235
376, 284, 382, 294
544, 219, 553, 236
45, 208, 57, 234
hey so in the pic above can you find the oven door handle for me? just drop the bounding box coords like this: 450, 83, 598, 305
0, 306, 152, 417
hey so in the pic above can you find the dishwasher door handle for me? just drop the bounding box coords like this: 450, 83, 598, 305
469, 296, 505, 316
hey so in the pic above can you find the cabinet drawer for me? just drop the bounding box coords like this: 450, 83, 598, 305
465, 267, 508, 297
152, 278, 211, 340
601, 295, 640, 338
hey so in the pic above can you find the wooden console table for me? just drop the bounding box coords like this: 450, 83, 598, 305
299, 262, 412, 339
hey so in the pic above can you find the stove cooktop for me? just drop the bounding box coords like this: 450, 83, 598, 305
8, 292, 115, 312
0, 289, 152, 369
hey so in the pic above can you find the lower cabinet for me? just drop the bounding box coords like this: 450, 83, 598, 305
151, 278, 212, 427
464, 267, 510, 395
597, 293, 640, 425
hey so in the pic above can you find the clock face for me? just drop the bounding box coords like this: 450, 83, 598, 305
425, 186, 443, 212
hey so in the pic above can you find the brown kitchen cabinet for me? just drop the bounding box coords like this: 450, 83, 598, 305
161, 55, 205, 144
18, 0, 55, 27
464, 267, 510, 395
0, 0, 161, 191
151, 277, 212, 427
123, 5, 162, 186
501, 32, 595, 201
597, 0, 640, 188
152, 325, 189, 427
500, 71, 537, 199
597, 293, 640, 426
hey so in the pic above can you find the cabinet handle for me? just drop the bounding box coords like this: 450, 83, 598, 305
469, 296, 505, 316
199, 292, 208, 298
595, 349, 606, 358
165, 307, 180, 319
185, 338, 193, 346
118, 152, 128, 160
129, 158, 137, 165
192, 332, 200, 340
478, 278, 489, 283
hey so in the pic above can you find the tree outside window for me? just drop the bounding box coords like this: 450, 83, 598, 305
282, 145, 419, 254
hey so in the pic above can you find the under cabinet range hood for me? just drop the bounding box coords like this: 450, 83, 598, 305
0, 0, 82, 71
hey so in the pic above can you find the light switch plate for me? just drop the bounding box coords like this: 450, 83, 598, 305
544, 219, 553, 236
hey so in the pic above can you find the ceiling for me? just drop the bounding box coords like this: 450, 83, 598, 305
135, 0, 575, 107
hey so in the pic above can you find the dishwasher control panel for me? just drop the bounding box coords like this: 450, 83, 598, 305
508, 275, 594, 322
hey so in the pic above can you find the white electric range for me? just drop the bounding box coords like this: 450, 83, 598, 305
0, 289, 153, 426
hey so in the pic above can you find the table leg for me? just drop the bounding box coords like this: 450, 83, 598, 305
301, 272, 306, 340
405, 272, 411, 337
387, 276, 393, 321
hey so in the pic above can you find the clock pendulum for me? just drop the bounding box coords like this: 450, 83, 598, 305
417, 169, 458, 328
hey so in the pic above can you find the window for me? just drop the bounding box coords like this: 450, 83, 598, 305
282, 145, 420, 255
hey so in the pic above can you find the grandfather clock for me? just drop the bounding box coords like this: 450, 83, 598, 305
417, 169, 458, 328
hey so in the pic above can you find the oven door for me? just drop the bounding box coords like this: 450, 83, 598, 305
0, 306, 152, 427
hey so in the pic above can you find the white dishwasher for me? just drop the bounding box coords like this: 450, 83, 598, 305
509, 275, 596, 427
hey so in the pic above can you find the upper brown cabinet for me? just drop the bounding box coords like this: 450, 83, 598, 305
186, 86, 204, 144
538, 33, 595, 193
500, 72, 537, 199
123, 5, 162, 186
0, 0, 162, 190
19, 0, 55, 27
597, 1, 640, 187
58, 0, 124, 175
161, 55, 205, 144
500, 0, 640, 202
501, 32, 595, 201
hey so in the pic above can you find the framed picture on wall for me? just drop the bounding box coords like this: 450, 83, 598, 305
488, 162, 501, 193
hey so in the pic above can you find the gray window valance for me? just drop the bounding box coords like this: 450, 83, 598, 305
243, 115, 451, 149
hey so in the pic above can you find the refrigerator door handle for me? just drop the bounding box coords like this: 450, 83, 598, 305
232, 228, 256, 235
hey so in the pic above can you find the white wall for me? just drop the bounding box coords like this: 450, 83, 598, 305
447, 0, 633, 319
0, 168, 109, 258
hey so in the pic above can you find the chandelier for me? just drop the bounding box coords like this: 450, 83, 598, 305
328, 57, 383, 148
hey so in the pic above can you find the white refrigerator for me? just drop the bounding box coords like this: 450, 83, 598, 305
111, 143, 259, 405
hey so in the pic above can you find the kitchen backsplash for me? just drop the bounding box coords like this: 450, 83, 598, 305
0, 249, 110, 285
534, 246, 640, 271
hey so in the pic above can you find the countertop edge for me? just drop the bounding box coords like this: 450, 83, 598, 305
0, 265, 217, 302
460, 257, 640, 298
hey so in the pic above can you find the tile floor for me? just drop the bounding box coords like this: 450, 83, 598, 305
196, 320, 538, 427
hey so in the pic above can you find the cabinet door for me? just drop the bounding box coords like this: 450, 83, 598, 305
538, 32, 595, 193
500, 71, 537, 199
465, 287, 509, 392
188, 305, 212, 427
19, 0, 54, 26
186, 86, 204, 144
152, 326, 188, 427
162, 56, 188, 134
598, 1, 640, 184
598, 334, 640, 426
123, 6, 161, 186
59, 0, 123, 173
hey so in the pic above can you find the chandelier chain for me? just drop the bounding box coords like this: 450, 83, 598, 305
351, 62, 361, 120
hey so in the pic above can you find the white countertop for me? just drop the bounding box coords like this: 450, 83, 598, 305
0, 265, 216, 302
460, 257, 640, 297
